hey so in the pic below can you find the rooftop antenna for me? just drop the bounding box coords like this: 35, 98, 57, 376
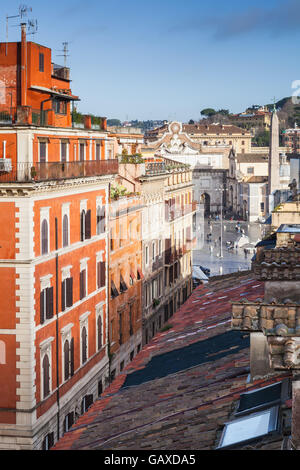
57, 42, 70, 67
27, 18, 38, 38
6, 4, 32, 55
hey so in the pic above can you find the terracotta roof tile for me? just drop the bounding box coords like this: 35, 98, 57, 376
53, 272, 291, 451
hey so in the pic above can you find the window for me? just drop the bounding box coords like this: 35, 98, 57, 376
217, 406, 279, 449
130, 350, 134, 361
81, 394, 93, 414
96, 143, 101, 160
152, 242, 156, 261
129, 305, 133, 336
53, 99, 67, 115
0, 341, 5, 364
79, 142, 85, 161
247, 167, 254, 174
81, 326, 87, 364
64, 339, 70, 381
145, 246, 149, 266
260, 202, 265, 212
80, 269, 87, 299
61, 277, 73, 311
119, 312, 123, 345
111, 279, 119, 298
81, 209, 91, 241
41, 219, 49, 255
61, 141, 67, 162
97, 314, 102, 350
40, 287, 54, 324
98, 380, 103, 396
39, 141, 46, 163
42, 354, 50, 398
120, 275, 128, 293
235, 381, 286, 416
97, 206, 106, 235
159, 239, 162, 257
39, 52, 44, 72
42, 432, 54, 451
97, 261, 105, 289
70, 338, 75, 376
63, 412, 74, 434
62, 214, 69, 247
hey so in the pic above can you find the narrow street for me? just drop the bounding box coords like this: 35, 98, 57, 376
193, 219, 266, 277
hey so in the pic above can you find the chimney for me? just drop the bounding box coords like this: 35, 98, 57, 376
20, 23, 27, 106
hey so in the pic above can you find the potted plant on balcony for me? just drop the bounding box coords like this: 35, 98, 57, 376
30, 166, 37, 179
153, 298, 160, 308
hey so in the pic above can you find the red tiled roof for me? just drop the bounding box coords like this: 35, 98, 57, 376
53, 272, 291, 451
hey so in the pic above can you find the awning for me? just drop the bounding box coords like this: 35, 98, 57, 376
137, 268, 144, 280
193, 266, 208, 281
30, 86, 80, 101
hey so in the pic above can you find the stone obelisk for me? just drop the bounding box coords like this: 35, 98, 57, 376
268, 106, 280, 212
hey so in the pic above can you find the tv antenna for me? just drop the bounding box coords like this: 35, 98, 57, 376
27, 18, 38, 37
57, 42, 70, 67
5, 4, 32, 54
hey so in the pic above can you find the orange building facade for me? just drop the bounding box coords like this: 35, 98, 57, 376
0, 26, 117, 449
108, 195, 143, 377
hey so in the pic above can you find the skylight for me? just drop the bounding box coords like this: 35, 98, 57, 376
217, 406, 279, 449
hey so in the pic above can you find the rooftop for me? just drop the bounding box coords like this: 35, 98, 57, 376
53, 272, 291, 451
236, 153, 269, 163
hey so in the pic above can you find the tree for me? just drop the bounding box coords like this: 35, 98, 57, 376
188, 119, 195, 124
200, 108, 216, 117
107, 119, 122, 127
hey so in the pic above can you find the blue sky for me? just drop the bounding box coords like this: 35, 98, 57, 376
2, 0, 300, 121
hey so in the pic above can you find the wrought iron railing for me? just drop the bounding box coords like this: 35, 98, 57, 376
0, 159, 118, 183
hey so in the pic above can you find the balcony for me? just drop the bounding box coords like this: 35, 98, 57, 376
0, 160, 118, 183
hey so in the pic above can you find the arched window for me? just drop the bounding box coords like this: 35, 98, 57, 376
42, 354, 50, 399
97, 315, 102, 350
81, 326, 87, 364
64, 339, 70, 381
63, 214, 69, 247
41, 219, 49, 255
0, 341, 5, 364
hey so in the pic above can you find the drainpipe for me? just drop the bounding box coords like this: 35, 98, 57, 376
55, 218, 60, 440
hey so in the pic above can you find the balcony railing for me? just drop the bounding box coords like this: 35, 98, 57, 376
0, 160, 118, 183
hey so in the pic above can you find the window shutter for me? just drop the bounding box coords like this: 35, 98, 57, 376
80, 211, 85, 242
40, 290, 45, 324
82, 326, 87, 364
100, 262, 105, 288
61, 280, 66, 312
64, 340, 69, 381
46, 287, 54, 319
48, 432, 54, 449
66, 277, 73, 307
80, 271, 84, 300
85, 210, 91, 239
100, 207, 106, 233
97, 315, 102, 350
70, 337, 74, 376
69, 412, 74, 429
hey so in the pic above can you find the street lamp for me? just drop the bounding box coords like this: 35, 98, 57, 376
216, 186, 228, 258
